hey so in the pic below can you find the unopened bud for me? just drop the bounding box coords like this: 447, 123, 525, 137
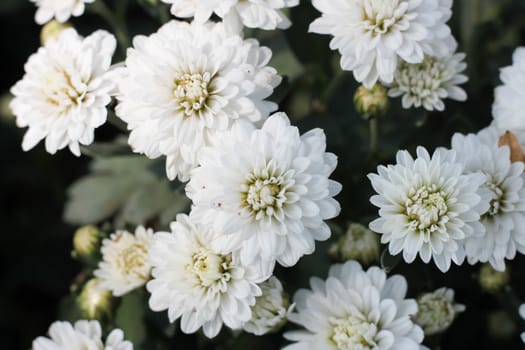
413, 287, 465, 336
73, 225, 103, 259
354, 84, 389, 119
242, 277, 292, 336
328, 223, 380, 265
40, 20, 72, 45
0, 94, 13, 121
479, 263, 509, 293
77, 278, 114, 321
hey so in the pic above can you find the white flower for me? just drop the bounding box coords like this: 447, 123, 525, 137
328, 223, 380, 265
519, 304, 525, 343
115, 20, 281, 181
284, 261, 424, 350
162, 0, 299, 31
368, 146, 488, 272
413, 287, 465, 336
309, 0, 456, 88
493, 47, 525, 139
32, 320, 132, 350
388, 50, 468, 111
187, 113, 342, 269
451, 127, 525, 271
242, 276, 292, 336
31, 0, 95, 25
94, 226, 154, 297
146, 214, 268, 338
10, 28, 116, 156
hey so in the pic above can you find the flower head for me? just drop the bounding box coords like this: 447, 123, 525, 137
493, 47, 525, 138
162, 0, 299, 31
187, 113, 341, 269
31, 0, 95, 25
72, 225, 103, 259
388, 51, 468, 111
94, 226, 154, 297
146, 214, 268, 338
451, 127, 525, 271
115, 20, 281, 181
309, 0, 456, 88
242, 276, 292, 336
284, 261, 424, 350
10, 28, 116, 156
369, 146, 488, 272
32, 320, 132, 350
413, 287, 465, 336
77, 278, 114, 321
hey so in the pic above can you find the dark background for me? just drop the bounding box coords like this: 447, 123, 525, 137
2, 0, 525, 349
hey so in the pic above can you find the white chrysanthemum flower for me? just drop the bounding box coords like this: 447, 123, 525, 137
368, 146, 488, 272
115, 20, 281, 181
32, 320, 132, 350
451, 127, 525, 271
328, 223, 380, 265
284, 261, 424, 350
147, 214, 268, 338
31, 0, 95, 25
187, 113, 342, 269
94, 226, 154, 297
309, 0, 456, 88
10, 28, 116, 156
519, 304, 525, 343
493, 47, 525, 138
242, 276, 292, 336
413, 287, 465, 336
162, 0, 299, 31
388, 51, 468, 111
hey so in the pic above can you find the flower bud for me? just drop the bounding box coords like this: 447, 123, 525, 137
328, 223, 379, 265
413, 287, 465, 336
353, 84, 389, 119
73, 225, 103, 260
77, 278, 114, 321
242, 277, 292, 336
40, 20, 72, 45
478, 263, 510, 293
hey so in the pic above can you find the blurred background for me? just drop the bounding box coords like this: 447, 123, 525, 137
2, 0, 525, 349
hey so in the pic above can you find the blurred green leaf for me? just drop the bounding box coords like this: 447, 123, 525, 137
115, 291, 147, 347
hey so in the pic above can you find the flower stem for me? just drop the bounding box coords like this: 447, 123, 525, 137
369, 116, 378, 154
90, 0, 130, 51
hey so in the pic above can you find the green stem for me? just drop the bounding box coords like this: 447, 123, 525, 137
158, 4, 171, 24
90, 0, 130, 51
369, 116, 378, 154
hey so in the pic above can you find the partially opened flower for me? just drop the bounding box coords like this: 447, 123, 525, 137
451, 127, 525, 271
10, 28, 116, 156
147, 214, 268, 338
309, 0, 456, 88
187, 113, 341, 269
95, 226, 154, 297
162, 0, 299, 31
284, 261, 424, 349
32, 320, 132, 350
369, 146, 488, 272
388, 50, 468, 111
115, 20, 280, 181
31, 0, 95, 25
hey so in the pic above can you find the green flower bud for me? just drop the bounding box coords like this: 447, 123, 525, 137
478, 263, 510, 293
413, 287, 465, 336
77, 278, 114, 321
73, 225, 103, 259
328, 223, 380, 265
353, 84, 389, 119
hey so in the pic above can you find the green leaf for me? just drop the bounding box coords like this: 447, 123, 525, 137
115, 291, 147, 347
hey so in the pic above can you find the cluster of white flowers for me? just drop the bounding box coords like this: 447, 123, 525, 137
32, 320, 132, 349
369, 124, 525, 272
31, 0, 95, 25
